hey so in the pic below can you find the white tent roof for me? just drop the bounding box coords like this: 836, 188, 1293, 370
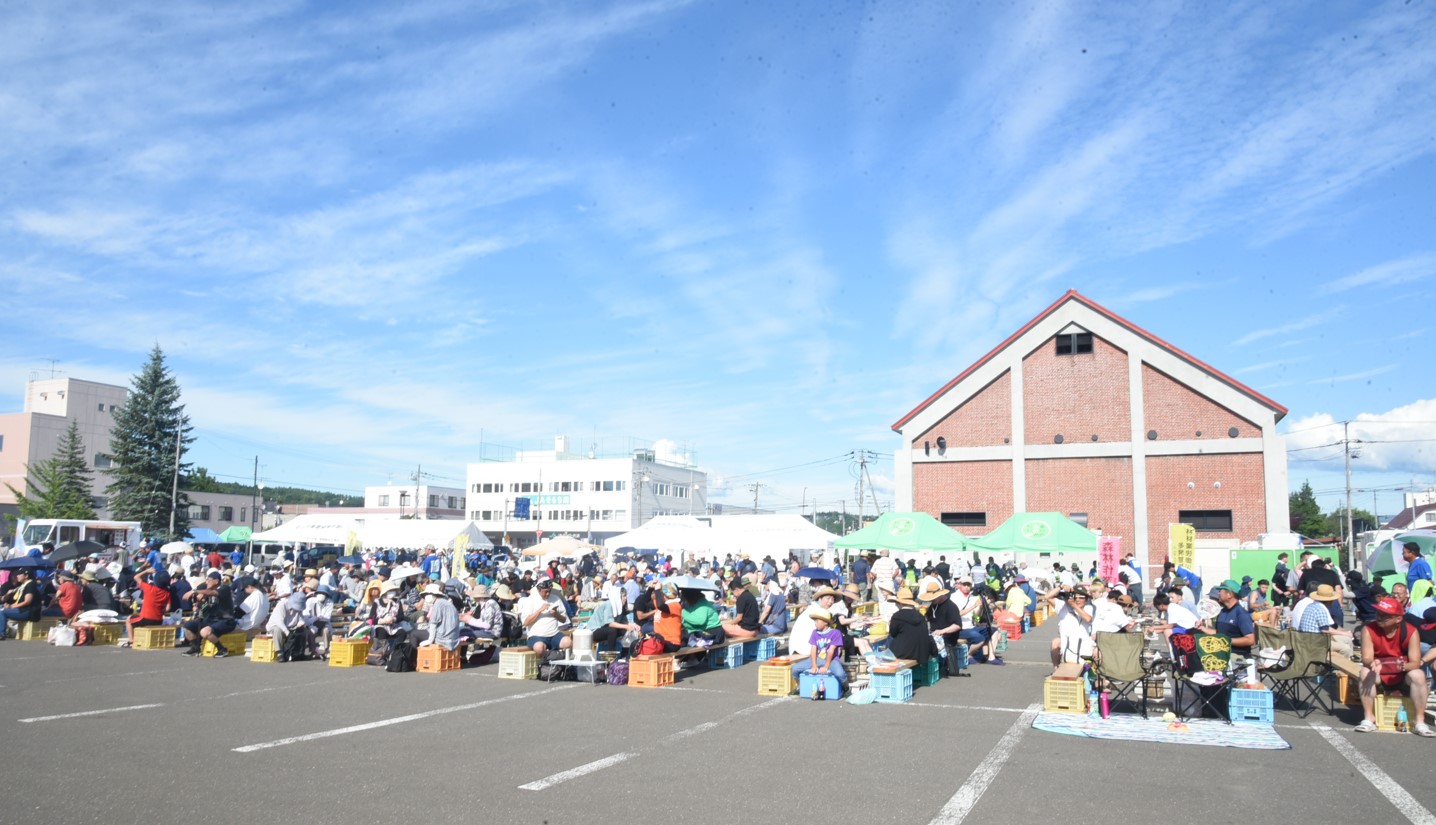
358, 520, 493, 551
602, 514, 838, 562
251, 514, 363, 546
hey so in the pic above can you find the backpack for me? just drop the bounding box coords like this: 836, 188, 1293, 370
385, 640, 416, 672
279, 628, 311, 663
607, 659, 629, 685
501, 611, 523, 643
636, 635, 666, 657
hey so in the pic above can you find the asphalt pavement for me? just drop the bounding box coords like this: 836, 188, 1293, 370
3, 620, 1433, 825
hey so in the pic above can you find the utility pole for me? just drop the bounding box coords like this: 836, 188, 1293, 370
1344, 421, 1354, 569
856, 452, 865, 532
748, 483, 766, 513
248, 455, 258, 564
167, 429, 181, 540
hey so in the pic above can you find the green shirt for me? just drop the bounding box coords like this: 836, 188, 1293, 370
682, 600, 722, 633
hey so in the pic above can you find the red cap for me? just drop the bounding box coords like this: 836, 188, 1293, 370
1374, 597, 1404, 616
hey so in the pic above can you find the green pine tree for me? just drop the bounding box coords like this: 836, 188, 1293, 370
1288, 480, 1326, 538
107, 346, 194, 538
5, 420, 98, 520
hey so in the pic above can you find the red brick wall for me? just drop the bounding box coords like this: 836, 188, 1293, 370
1145, 453, 1266, 569
913, 460, 1013, 537
1142, 364, 1258, 440
913, 370, 1011, 448
1025, 456, 1135, 549
1022, 335, 1131, 445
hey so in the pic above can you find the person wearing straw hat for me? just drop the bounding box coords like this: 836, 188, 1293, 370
790, 608, 845, 699
920, 579, 963, 674
885, 587, 932, 668
789, 587, 842, 657
459, 583, 504, 645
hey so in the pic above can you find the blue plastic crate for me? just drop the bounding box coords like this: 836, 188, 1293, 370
872, 668, 914, 704
744, 637, 777, 663
708, 644, 744, 669
1229, 688, 1275, 724
798, 672, 843, 701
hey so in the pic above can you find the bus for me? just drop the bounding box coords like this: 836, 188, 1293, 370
14, 518, 144, 558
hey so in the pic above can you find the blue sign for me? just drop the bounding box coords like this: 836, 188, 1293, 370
514, 497, 530, 519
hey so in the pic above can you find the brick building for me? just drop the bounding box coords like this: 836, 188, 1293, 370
892, 290, 1290, 570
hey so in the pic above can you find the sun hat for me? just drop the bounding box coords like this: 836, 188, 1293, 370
956, 575, 973, 585
894, 587, 919, 607
379, 580, 402, 596
812, 586, 843, 601
1310, 584, 1339, 602
810, 609, 832, 623
1374, 596, 1404, 616
918, 581, 951, 602
470, 584, 491, 599
840, 583, 861, 600
421, 583, 445, 597
493, 583, 516, 600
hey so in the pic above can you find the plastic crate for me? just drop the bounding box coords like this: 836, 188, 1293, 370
866, 620, 889, 638
203, 632, 247, 657
1044, 676, 1088, 714
744, 637, 777, 663
998, 620, 1022, 642
873, 667, 914, 704
416, 644, 461, 673
914, 656, 941, 687
329, 638, 371, 668
1145, 679, 1166, 701
758, 662, 795, 696
15, 618, 57, 640
498, 649, 538, 680
251, 635, 278, 663
1229, 687, 1275, 724
133, 625, 177, 650
708, 644, 744, 669
90, 623, 123, 646
629, 655, 675, 688
1335, 671, 1362, 706
798, 672, 843, 700
1377, 693, 1419, 732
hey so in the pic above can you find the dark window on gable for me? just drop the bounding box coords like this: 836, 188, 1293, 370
1179, 510, 1233, 532
1055, 333, 1093, 355
940, 512, 987, 527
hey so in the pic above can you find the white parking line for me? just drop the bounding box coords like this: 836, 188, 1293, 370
42, 666, 189, 684
930, 703, 1040, 825
660, 696, 789, 744
519, 753, 638, 790
20, 703, 165, 724
1311, 724, 1436, 825
233, 684, 576, 752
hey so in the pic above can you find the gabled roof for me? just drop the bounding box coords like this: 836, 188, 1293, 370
892, 289, 1288, 432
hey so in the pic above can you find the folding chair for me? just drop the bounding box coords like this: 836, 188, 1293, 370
1092, 632, 1161, 718
1169, 632, 1234, 723
1259, 626, 1333, 718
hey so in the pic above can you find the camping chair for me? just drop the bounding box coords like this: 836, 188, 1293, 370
1169, 632, 1234, 723
1092, 632, 1161, 718
1258, 626, 1333, 718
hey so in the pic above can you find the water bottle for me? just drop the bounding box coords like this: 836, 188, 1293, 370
1100, 690, 1110, 719
956, 641, 970, 670
1022, 615, 1031, 633
1397, 704, 1409, 733
1088, 690, 1100, 717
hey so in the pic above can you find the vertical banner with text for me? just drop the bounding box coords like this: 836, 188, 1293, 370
1098, 536, 1121, 582
1169, 523, 1196, 568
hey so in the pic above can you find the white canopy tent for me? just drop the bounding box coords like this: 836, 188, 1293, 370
358, 520, 494, 552
251, 515, 363, 546
707, 514, 838, 562
602, 516, 713, 562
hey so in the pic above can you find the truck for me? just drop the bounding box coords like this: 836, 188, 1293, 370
13, 518, 144, 558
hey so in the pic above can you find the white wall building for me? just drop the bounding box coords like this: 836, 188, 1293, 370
362, 484, 466, 519
0, 377, 129, 522
464, 436, 707, 548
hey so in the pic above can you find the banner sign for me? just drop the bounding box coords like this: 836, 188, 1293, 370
1098, 536, 1121, 582
514, 498, 531, 519
1170, 523, 1196, 568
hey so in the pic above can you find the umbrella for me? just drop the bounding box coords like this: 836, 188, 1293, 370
0, 556, 55, 571
50, 540, 107, 564
666, 574, 720, 593
1366, 539, 1404, 576
336, 555, 363, 565
524, 535, 597, 557
796, 566, 834, 580
1396, 531, 1436, 559
160, 541, 193, 556
218, 525, 252, 542
388, 565, 423, 581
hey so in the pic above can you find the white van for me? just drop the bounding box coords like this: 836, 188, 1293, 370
15, 518, 144, 557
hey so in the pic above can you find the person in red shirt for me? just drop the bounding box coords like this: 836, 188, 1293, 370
206, 549, 224, 570
53, 570, 84, 619
124, 567, 173, 646
1356, 597, 1433, 735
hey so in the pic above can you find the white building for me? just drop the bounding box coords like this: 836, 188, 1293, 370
362, 484, 466, 519
0, 377, 129, 522
464, 436, 708, 548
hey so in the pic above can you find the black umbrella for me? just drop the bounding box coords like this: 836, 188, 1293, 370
0, 555, 55, 571
50, 540, 108, 564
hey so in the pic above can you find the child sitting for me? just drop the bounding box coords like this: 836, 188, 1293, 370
792, 609, 846, 699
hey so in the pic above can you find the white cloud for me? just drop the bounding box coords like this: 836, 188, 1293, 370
1286, 399, 1436, 474
1232, 309, 1343, 347
1320, 253, 1436, 295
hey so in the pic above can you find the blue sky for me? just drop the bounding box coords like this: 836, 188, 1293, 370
3, 1, 1434, 521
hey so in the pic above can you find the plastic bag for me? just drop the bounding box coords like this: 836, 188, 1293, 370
50, 625, 77, 646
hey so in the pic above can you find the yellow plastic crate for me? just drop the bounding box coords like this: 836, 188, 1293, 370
758, 661, 795, 696
1145, 679, 1166, 701
133, 625, 177, 650
90, 623, 123, 646
498, 649, 538, 680
867, 620, 889, 638
1376, 693, 1419, 732
202, 632, 247, 657
1043, 676, 1087, 714
251, 635, 278, 663
15, 618, 58, 640
329, 638, 370, 667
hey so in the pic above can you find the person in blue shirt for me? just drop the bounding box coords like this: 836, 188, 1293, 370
229, 547, 244, 567
851, 554, 870, 600
1205, 579, 1255, 655
1404, 543, 1433, 593
1170, 563, 1202, 603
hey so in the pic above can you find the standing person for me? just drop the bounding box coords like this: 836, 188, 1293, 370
1123, 554, 1144, 606
1302, 559, 1345, 628
1405, 543, 1433, 594
851, 553, 870, 601
934, 556, 951, 586
1270, 552, 1292, 607
870, 550, 898, 597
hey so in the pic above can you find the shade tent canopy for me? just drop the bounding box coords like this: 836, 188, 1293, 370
833, 512, 969, 553
968, 512, 1098, 554
355, 520, 494, 552
186, 527, 222, 544
602, 516, 713, 558
218, 526, 252, 542
602, 515, 839, 562
251, 515, 363, 546
523, 535, 598, 557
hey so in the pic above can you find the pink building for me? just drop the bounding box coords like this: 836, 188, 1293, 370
891, 290, 1290, 570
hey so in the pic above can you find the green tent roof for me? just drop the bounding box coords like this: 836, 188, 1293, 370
218, 525, 253, 542
833, 512, 968, 552
968, 512, 1097, 554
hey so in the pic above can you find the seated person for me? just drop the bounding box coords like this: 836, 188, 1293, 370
1355, 597, 1433, 735
1290, 584, 1353, 658
124, 568, 172, 646
50, 570, 85, 620
758, 580, 788, 635
1046, 584, 1095, 665
720, 575, 762, 641
459, 584, 504, 644
680, 589, 725, 647
180, 571, 238, 657
788, 588, 841, 657
1151, 587, 1200, 635
412, 583, 461, 651
584, 587, 638, 652
949, 577, 999, 664
517, 579, 570, 658
631, 578, 663, 634
885, 587, 933, 668
234, 576, 270, 638
367, 582, 409, 649
1246, 579, 1272, 613
790, 609, 845, 698
80, 569, 119, 613
1201, 579, 1255, 657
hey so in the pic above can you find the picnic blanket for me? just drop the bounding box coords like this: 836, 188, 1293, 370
1032, 711, 1290, 750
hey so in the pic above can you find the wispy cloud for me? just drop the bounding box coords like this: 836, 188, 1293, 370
1232, 309, 1343, 347
1308, 365, 1397, 385
1320, 253, 1436, 295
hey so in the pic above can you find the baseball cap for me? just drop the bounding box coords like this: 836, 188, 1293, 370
1375, 597, 1404, 616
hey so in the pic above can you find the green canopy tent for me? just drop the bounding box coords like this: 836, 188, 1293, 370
218, 526, 252, 542
833, 512, 969, 558
968, 512, 1097, 554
